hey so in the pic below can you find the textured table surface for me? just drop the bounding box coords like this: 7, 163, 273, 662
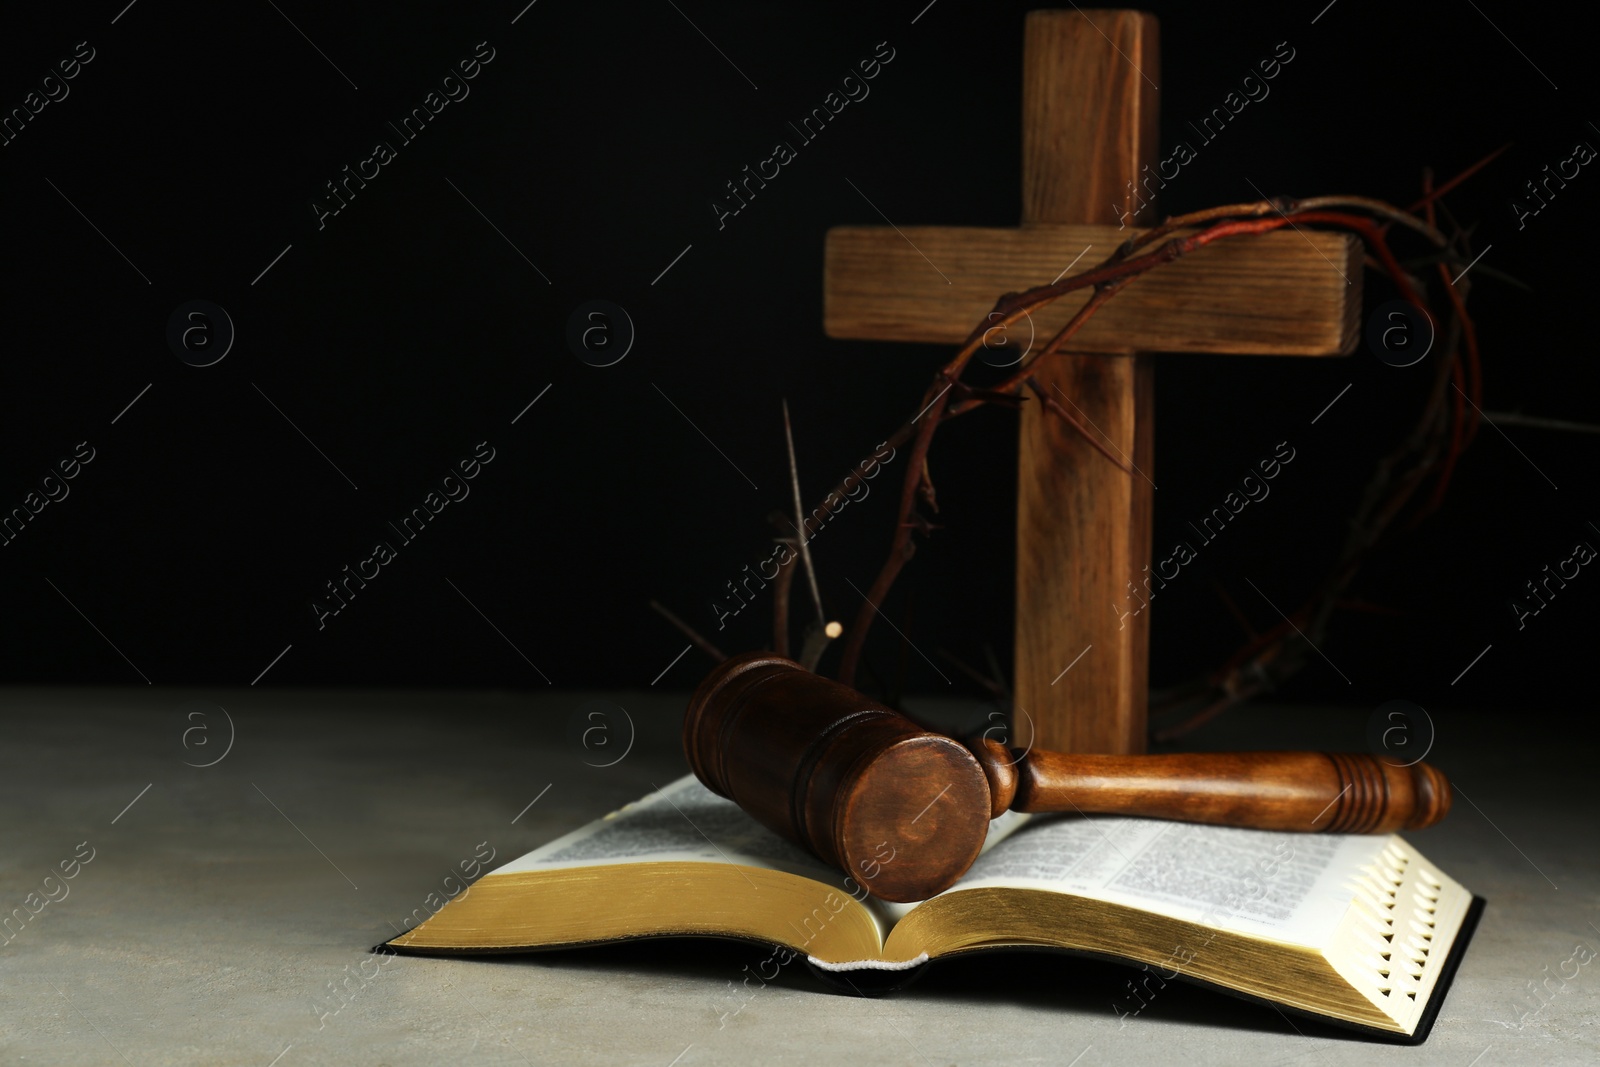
1, 687, 1594, 1065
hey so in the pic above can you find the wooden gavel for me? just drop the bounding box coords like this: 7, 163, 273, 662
684, 653, 1451, 902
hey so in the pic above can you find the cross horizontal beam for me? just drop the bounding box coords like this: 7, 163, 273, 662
824, 223, 1361, 356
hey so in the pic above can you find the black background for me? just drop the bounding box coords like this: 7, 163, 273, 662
1, 0, 1594, 721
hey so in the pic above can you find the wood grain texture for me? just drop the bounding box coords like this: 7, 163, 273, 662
684, 653, 993, 903
1009, 750, 1453, 833
1015, 9, 1160, 757
1016, 351, 1154, 754
1020, 10, 1161, 226
823, 223, 1363, 355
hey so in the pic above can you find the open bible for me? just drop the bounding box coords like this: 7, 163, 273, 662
385, 775, 1481, 1042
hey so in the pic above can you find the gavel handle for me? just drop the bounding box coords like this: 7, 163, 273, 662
972, 746, 1450, 833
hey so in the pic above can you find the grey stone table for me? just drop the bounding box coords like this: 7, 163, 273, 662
1, 687, 1595, 1065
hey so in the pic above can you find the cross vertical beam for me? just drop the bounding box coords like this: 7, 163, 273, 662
1014, 10, 1159, 754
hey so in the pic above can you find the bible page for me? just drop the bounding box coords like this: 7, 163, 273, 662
944, 815, 1392, 947
493, 775, 840, 883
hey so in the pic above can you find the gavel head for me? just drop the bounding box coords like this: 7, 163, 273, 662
684, 652, 993, 902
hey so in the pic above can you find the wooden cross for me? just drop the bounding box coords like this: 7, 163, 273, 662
823, 9, 1359, 754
